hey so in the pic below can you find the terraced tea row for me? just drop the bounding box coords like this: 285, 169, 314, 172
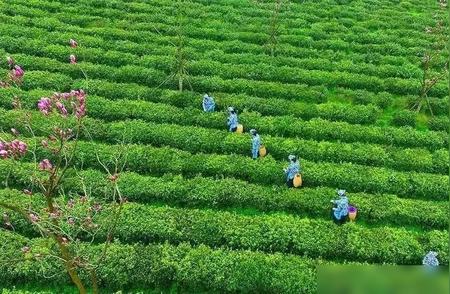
1, 189, 447, 264
1, 66, 447, 150
1, 15, 447, 97
2, 163, 447, 229
1, 108, 448, 175
5, 134, 447, 200
0, 229, 318, 293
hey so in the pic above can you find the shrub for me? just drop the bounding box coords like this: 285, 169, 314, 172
392, 110, 417, 127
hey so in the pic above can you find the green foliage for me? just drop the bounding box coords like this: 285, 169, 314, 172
0, 230, 318, 293
392, 110, 417, 127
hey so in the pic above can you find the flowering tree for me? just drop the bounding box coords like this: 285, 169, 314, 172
0, 41, 127, 293
411, 0, 448, 114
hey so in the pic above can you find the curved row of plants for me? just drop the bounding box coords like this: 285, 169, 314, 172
0, 229, 318, 293
2, 163, 447, 230
0, 24, 426, 82
1, 189, 447, 265
1, 26, 446, 98
1, 66, 447, 151
3, 0, 438, 59
7, 135, 448, 200
2, 108, 448, 175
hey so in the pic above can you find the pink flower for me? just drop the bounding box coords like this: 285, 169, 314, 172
29, 213, 39, 223
55, 101, 68, 116
6, 56, 14, 67
0, 150, 8, 159
69, 39, 78, 48
17, 141, 27, 155
70, 55, 77, 64
38, 159, 53, 171
37, 97, 52, 115
7, 140, 27, 157
61, 237, 69, 245
12, 65, 24, 78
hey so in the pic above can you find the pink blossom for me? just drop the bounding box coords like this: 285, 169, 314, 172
70, 54, 77, 64
29, 213, 39, 223
55, 101, 68, 116
61, 237, 69, 245
37, 97, 52, 115
69, 39, 78, 48
0, 150, 8, 159
38, 159, 53, 171
17, 141, 27, 155
12, 65, 24, 78
6, 140, 27, 157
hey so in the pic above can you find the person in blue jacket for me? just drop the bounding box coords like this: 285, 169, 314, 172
284, 155, 301, 188
202, 94, 215, 112
331, 189, 349, 225
227, 107, 238, 132
250, 129, 261, 159
422, 251, 439, 267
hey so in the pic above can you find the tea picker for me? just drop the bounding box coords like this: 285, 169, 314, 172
227, 107, 239, 132
284, 155, 302, 188
202, 94, 215, 112
250, 129, 263, 159
422, 251, 439, 267
331, 189, 349, 225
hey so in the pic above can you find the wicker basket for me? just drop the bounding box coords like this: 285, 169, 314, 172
293, 174, 302, 187
259, 145, 267, 157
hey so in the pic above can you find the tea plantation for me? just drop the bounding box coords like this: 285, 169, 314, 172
0, 0, 448, 292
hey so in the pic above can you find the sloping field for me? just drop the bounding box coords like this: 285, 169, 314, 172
0, 0, 448, 292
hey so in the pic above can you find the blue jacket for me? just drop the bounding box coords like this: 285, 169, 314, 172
251, 134, 261, 158
333, 196, 349, 220
227, 113, 238, 131
285, 161, 300, 180
423, 252, 439, 267
203, 96, 215, 112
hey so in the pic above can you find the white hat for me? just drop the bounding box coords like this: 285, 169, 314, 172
288, 155, 296, 161
228, 107, 234, 112
249, 129, 257, 134
203, 94, 209, 99
337, 189, 346, 197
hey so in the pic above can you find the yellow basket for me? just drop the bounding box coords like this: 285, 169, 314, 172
293, 174, 302, 187
236, 124, 244, 134
259, 145, 267, 157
